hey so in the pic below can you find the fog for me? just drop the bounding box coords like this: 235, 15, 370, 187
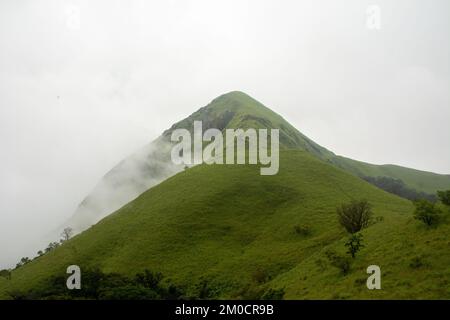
1, 0, 449, 268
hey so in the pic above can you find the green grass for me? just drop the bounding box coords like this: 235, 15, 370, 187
2, 149, 449, 299
331, 156, 450, 194
169, 91, 450, 194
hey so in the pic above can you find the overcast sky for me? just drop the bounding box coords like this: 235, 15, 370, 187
1, 0, 449, 268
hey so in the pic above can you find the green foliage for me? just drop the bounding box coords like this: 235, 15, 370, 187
409, 256, 427, 269
7, 268, 184, 300
344, 233, 364, 259
45, 242, 60, 253
337, 200, 373, 234
192, 279, 218, 299
363, 176, 437, 202
437, 190, 450, 206
332, 156, 450, 195
325, 250, 351, 276
251, 268, 269, 284
0, 270, 11, 280
293, 224, 312, 236
413, 199, 442, 226
15, 257, 31, 269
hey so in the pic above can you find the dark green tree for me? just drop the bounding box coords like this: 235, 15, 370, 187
413, 199, 441, 226
337, 200, 373, 234
0, 269, 11, 280
345, 233, 364, 258
437, 190, 450, 206
45, 241, 60, 253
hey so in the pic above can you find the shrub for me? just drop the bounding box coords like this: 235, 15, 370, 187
373, 216, 384, 223
344, 233, 364, 259
293, 224, 312, 236
413, 199, 441, 226
325, 250, 351, 275
252, 268, 269, 284
409, 256, 426, 269
437, 190, 450, 206
8, 268, 185, 300
337, 200, 373, 234
193, 279, 217, 299
0, 269, 11, 280
15, 257, 31, 269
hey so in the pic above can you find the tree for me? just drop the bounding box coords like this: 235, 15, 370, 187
0, 269, 11, 280
337, 200, 373, 234
15, 257, 31, 269
437, 190, 450, 206
45, 241, 60, 253
413, 199, 441, 226
61, 227, 73, 242
345, 233, 364, 258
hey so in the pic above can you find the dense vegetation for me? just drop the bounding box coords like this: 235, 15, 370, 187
7, 269, 184, 300
362, 176, 437, 202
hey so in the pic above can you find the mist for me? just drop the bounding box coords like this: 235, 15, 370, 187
1, 0, 449, 268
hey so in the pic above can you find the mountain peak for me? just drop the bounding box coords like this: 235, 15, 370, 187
206, 90, 264, 113
212, 90, 253, 102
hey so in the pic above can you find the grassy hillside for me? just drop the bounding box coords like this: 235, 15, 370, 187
64, 91, 450, 233
167, 91, 450, 194
331, 156, 450, 194
2, 150, 449, 299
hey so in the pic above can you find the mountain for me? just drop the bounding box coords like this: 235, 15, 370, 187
65, 91, 450, 232
2, 91, 450, 299
2, 150, 450, 299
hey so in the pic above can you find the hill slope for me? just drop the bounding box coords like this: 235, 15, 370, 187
2, 150, 449, 299
64, 91, 450, 233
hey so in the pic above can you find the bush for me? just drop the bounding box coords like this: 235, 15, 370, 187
0, 269, 11, 280
8, 268, 185, 300
337, 200, 373, 234
437, 190, 450, 206
409, 256, 426, 269
344, 233, 364, 259
293, 224, 312, 236
413, 199, 441, 226
325, 250, 351, 275
252, 268, 269, 284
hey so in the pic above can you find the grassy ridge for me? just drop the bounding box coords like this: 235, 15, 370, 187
332, 156, 450, 194
2, 150, 448, 299
168, 91, 450, 194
